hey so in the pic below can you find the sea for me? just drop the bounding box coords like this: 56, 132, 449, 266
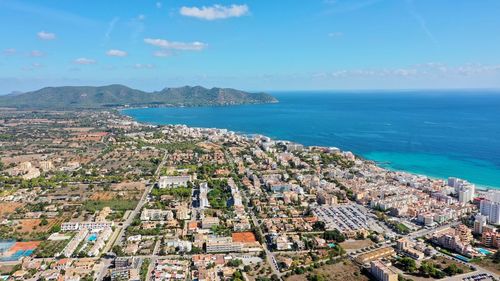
122, 90, 500, 190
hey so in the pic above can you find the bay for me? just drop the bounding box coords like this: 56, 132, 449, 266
123, 91, 500, 189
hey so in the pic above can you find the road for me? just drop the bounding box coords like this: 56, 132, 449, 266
144, 239, 162, 281
225, 145, 282, 280
113, 150, 168, 248
96, 150, 168, 281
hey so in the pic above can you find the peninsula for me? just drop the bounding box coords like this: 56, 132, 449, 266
0, 84, 278, 109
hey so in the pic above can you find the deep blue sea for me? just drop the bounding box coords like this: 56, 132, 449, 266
123, 91, 500, 189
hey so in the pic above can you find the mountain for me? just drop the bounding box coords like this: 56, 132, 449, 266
0, 84, 278, 109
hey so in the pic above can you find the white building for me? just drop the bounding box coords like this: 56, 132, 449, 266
473, 215, 488, 234
448, 177, 475, 203
370, 261, 398, 281
158, 176, 191, 189
206, 237, 242, 253
199, 182, 210, 209
61, 221, 113, 231
141, 209, 173, 221
480, 199, 500, 225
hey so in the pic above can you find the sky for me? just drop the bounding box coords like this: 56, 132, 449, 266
1, 0, 500, 93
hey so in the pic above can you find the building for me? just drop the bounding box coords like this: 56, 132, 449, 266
176, 206, 190, 220
396, 238, 424, 260
61, 229, 88, 257
158, 176, 191, 189
431, 227, 474, 257
39, 160, 54, 171
480, 191, 500, 224
206, 237, 242, 253
481, 230, 500, 249
370, 261, 398, 281
199, 182, 210, 209
201, 217, 220, 229
455, 224, 473, 244
141, 209, 173, 221
448, 177, 475, 203
355, 247, 395, 264
473, 214, 488, 234
61, 221, 113, 231
317, 192, 338, 205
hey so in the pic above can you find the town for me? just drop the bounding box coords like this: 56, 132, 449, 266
0, 109, 498, 281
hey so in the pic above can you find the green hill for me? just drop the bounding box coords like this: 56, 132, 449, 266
0, 84, 278, 109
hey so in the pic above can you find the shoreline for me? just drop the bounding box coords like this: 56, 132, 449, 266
119, 110, 499, 193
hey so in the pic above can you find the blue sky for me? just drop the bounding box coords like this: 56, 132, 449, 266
1, 0, 500, 93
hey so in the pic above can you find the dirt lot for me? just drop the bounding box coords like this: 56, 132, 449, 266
14, 218, 61, 233
112, 181, 145, 191
432, 255, 473, 274
90, 191, 115, 201
340, 239, 374, 250
0, 202, 24, 218
285, 259, 370, 281
473, 258, 500, 275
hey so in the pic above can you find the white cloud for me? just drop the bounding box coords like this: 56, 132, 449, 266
328, 32, 343, 37
134, 63, 155, 69
180, 4, 249, 20
137, 14, 145, 21
312, 63, 500, 80
144, 38, 207, 51
153, 50, 172, 57
74, 58, 96, 65
37, 31, 56, 40
106, 49, 128, 57
3, 48, 16, 55
22, 62, 44, 71
105, 17, 119, 39
156, 2, 162, 8
29, 50, 45, 57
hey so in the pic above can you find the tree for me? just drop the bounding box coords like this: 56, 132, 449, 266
243, 265, 251, 272
493, 250, 500, 264
397, 257, 417, 273
307, 274, 325, 281
443, 264, 463, 276
323, 229, 345, 242
227, 259, 243, 267
312, 221, 325, 231
232, 270, 243, 281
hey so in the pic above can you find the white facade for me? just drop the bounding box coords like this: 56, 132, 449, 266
480, 199, 500, 225
473, 215, 488, 234
158, 176, 190, 189
61, 221, 113, 231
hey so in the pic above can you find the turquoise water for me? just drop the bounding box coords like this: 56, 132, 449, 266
476, 248, 492, 255
88, 233, 97, 242
123, 91, 500, 189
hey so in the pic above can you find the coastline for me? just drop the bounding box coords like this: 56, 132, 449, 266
119, 109, 499, 193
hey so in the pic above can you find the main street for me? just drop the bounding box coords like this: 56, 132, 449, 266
97, 150, 168, 281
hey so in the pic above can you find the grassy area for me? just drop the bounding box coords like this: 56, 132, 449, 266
471, 256, 500, 275
83, 199, 138, 212
397, 255, 474, 279
207, 179, 230, 209
34, 239, 69, 258
140, 258, 151, 281
154, 141, 199, 152
285, 259, 369, 281
150, 186, 192, 200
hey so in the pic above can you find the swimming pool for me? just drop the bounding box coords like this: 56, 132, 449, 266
476, 248, 492, 255
454, 254, 471, 262
88, 234, 97, 242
